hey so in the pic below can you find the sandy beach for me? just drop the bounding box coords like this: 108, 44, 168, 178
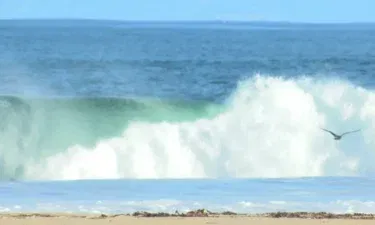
2, 212, 375, 225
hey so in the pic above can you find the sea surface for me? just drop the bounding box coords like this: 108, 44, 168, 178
1, 19, 375, 214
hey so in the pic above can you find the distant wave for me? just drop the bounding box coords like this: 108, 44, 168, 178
2, 74, 375, 180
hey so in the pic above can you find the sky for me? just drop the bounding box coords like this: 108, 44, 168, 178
0, 0, 374, 23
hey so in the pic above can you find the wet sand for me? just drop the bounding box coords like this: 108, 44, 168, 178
1, 211, 375, 225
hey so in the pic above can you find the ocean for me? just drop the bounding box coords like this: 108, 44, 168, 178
1, 19, 375, 214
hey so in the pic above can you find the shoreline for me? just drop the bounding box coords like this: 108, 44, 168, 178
1, 210, 375, 219
2, 210, 375, 225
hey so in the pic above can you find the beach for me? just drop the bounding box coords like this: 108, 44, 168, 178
2, 212, 375, 225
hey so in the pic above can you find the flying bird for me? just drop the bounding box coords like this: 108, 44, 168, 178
321, 128, 361, 140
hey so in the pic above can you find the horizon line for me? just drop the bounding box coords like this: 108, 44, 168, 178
1, 18, 375, 25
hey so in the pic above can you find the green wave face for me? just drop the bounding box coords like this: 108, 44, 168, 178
0, 95, 223, 180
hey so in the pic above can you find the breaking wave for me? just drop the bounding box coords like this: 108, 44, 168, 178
2, 74, 375, 180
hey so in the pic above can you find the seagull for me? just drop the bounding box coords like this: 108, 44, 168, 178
321, 128, 361, 140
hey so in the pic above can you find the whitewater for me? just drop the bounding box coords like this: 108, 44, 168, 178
1, 74, 374, 181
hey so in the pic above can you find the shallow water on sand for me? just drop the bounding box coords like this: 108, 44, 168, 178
1, 177, 375, 214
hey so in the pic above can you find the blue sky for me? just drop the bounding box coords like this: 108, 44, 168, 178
0, 0, 373, 23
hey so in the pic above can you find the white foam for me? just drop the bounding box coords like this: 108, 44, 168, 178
3, 199, 375, 214
24, 74, 375, 180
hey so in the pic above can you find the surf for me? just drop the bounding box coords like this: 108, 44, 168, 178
2, 73, 375, 180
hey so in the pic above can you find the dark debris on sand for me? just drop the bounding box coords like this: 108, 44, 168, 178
263, 212, 375, 220
131, 209, 375, 219
132, 209, 239, 217
2, 210, 375, 220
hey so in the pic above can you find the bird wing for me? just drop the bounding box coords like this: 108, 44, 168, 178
321, 128, 339, 137
341, 129, 361, 136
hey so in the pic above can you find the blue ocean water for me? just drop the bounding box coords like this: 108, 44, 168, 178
1, 20, 375, 214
